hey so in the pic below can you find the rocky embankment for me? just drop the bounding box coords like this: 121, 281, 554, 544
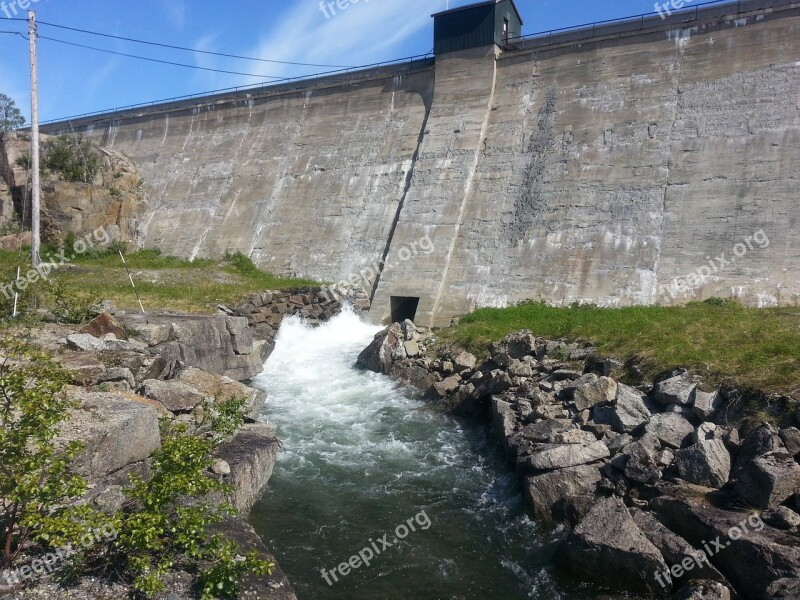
357, 322, 800, 599
5, 286, 364, 599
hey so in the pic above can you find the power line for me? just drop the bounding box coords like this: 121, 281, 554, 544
36, 20, 356, 69
38, 35, 285, 80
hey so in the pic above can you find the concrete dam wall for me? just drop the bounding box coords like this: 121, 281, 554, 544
47, 0, 800, 327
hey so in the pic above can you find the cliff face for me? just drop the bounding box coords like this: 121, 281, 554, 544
0, 132, 147, 246
42, 1, 800, 326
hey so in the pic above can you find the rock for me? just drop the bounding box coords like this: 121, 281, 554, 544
734, 450, 800, 509
656, 447, 675, 467
389, 360, 437, 390
140, 379, 209, 413
66, 333, 104, 352
356, 323, 403, 374
779, 427, 800, 457
693, 390, 723, 420
507, 358, 535, 378
490, 330, 536, 366
735, 423, 783, 473
552, 428, 598, 444
653, 371, 697, 406
671, 580, 731, 600
97, 367, 136, 389
630, 509, 729, 589
767, 578, 800, 599
559, 496, 667, 595
452, 351, 477, 371
573, 376, 617, 411
523, 464, 602, 524
762, 506, 800, 530
518, 419, 574, 443
624, 440, 663, 484
211, 458, 232, 476
675, 437, 731, 489
175, 366, 266, 421
80, 311, 127, 339
65, 332, 147, 353
430, 375, 462, 399
652, 496, 800, 599
56, 352, 106, 385
612, 383, 652, 433
524, 441, 610, 471
60, 389, 161, 482
403, 340, 421, 357
474, 369, 513, 399
491, 397, 518, 459
213, 426, 280, 513
606, 432, 633, 454
645, 413, 695, 449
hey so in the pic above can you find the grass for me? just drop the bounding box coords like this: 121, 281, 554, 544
438, 300, 800, 394
0, 248, 320, 314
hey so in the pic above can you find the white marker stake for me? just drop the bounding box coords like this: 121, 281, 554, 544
12, 267, 20, 318
119, 250, 148, 324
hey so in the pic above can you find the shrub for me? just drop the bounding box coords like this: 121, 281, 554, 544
0, 340, 87, 568
43, 136, 100, 183
46, 277, 100, 324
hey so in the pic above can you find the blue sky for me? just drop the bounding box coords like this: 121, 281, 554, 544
0, 0, 709, 122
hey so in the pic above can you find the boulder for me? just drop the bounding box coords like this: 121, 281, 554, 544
214, 424, 280, 513
630, 509, 729, 589
675, 436, 731, 489
97, 367, 136, 390
693, 390, 723, 420
624, 439, 663, 484
573, 376, 617, 411
653, 372, 696, 406
559, 496, 668, 595
175, 366, 266, 420
66, 333, 147, 353
734, 451, 800, 509
779, 427, 800, 457
60, 389, 161, 482
671, 581, 731, 600
491, 397, 518, 459
452, 351, 477, 371
430, 375, 462, 399
518, 419, 574, 443
490, 330, 536, 366
523, 464, 602, 524
645, 413, 695, 449
140, 379, 209, 413
56, 352, 106, 385
761, 506, 800, 530
80, 311, 127, 340
652, 496, 800, 599
612, 384, 652, 433
524, 441, 610, 471
767, 578, 800, 599
356, 323, 403, 374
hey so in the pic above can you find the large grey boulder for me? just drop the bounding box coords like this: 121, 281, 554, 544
573, 376, 617, 411
612, 384, 652, 433
653, 372, 696, 406
491, 397, 518, 459
693, 390, 723, 420
490, 330, 536, 367
762, 506, 800, 530
523, 464, 602, 524
175, 366, 266, 420
646, 413, 695, 449
214, 423, 280, 514
733, 450, 800, 509
60, 389, 161, 482
139, 379, 209, 413
672, 581, 731, 600
559, 496, 668, 596
356, 323, 404, 375
652, 496, 800, 599
675, 426, 731, 489
624, 439, 663, 484
523, 441, 610, 471
452, 351, 477, 371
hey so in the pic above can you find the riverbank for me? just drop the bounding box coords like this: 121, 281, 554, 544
358, 317, 800, 598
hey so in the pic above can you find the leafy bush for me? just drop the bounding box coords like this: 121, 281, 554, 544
46, 277, 100, 324
0, 340, 86, 568
223, 252, 260, 276
43, 135, 101, 183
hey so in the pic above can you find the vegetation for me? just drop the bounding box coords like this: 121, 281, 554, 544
438, 299, 800, 394
42, 135, 101, 183
0, 247, 318, 316
0, 342, 273, 597
0, 93, 25, 131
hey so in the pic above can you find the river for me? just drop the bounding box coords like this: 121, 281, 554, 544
249, 309, 591, 600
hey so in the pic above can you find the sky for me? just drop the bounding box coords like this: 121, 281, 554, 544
0, 0, 720, 123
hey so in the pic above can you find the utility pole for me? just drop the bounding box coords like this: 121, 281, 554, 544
28, 10, 40, 268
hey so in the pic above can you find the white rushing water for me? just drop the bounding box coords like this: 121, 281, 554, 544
250, 309, 584, 600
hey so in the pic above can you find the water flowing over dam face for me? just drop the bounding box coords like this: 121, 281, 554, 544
248, 311, 591, 599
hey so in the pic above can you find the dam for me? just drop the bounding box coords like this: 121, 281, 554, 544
42, 0, 800, 326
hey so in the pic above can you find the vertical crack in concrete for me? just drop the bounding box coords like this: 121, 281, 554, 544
369, 89, 433, 305
431, 53, 499, 324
